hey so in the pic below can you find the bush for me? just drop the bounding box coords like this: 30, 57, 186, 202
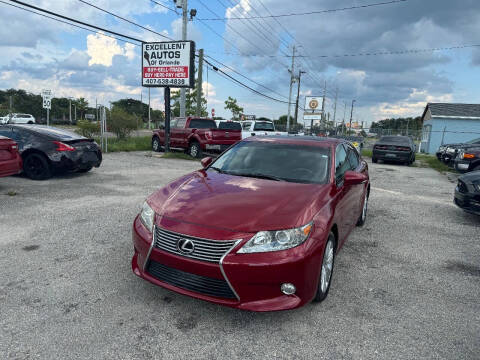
108, 107, 137, 139
76, 120, 100, 138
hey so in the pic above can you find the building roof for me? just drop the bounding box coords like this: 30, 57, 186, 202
422, 103, 480, 120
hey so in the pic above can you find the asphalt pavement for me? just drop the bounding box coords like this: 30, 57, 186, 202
0, 152, 479, 359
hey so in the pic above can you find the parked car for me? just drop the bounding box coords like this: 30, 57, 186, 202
132, 136, 370, 311
6, 113, 36, 124
0, 116, 8, 125
372, 136, 416, 165
152, 117, 241, 158
0, 125, 102, 180
454, 146, 480, 173
454, 171, 480, 216
239, 120, 288, 139
0, 136, 22, 178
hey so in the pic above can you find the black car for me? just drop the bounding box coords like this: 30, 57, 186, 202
454, 171, 480, 216
0, 125, 102, 180
454, 146, 480, 173
372, 136, 416, 165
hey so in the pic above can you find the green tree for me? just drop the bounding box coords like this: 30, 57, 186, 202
75, 98, 89, 120
171, 81, 208, 117
108, 106, 137, 139
224, 96, 243, 120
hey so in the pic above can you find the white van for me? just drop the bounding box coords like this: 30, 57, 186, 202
7, 113, 36, 124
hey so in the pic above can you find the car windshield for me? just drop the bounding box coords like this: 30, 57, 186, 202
209, 141, 330, 184
218, 122, 241, 130
253, 122, 275, 131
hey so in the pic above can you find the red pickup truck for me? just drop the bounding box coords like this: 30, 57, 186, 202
0, 135, 22, 178
152, 117, 241, 158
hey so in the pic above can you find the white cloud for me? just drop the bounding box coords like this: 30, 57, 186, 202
87, 33, 125, 66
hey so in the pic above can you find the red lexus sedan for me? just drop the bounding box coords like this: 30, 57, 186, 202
132, 136, 370, 311
0, 135, 22, 178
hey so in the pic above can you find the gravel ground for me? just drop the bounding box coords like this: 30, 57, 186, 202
0, 152, 479, 360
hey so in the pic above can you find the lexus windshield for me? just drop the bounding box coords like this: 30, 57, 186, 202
209, 141, 330, 184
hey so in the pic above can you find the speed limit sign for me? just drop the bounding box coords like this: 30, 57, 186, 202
43, 98, 51, 110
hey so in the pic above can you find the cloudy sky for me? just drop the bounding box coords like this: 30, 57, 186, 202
1, 0, 480, 124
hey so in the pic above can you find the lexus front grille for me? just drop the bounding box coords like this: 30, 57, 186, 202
154, 227, 238, 263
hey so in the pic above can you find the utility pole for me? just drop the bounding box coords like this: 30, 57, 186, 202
342, 103, 347, 135
180, 0, 188, 117
95, 98, 98, 122
196, 49, 204, 116
294, 70, 306, 126
69, 97, 72, 124
333, 87, 338, 124
349, 99, 356, 134
321, 81, 326, 129
286, 45, 296, 133
148, 88, 151, 130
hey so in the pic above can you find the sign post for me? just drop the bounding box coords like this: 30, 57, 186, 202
142, 41, 195, 153
304, 96, 322, 134
42, 89, 52, 126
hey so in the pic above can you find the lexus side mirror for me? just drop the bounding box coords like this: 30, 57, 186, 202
201, 157, 213, 168
344, 171, 367, 186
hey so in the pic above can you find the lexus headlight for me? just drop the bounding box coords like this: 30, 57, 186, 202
140, 201, 155, 232
238, 222, 313, 253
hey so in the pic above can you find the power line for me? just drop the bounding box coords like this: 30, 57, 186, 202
0, 0, 140, 45
204, 58, 300, 107
196, 0, 285, 61
204, 55, 289, 100
2, 0, 298, 109
7, 0, 143, 43
232, 0, 290, 49
78, 0, 174, 41
221, 0, 290, 55
148, 0, 177, 13
297, 44, 480, 58
198, 0, 407, 20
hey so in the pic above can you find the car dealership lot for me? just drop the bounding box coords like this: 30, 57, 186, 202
1, 153, 479, 359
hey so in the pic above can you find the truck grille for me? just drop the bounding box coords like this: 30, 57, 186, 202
154, 227, 238, 263
147, 260, 236, 299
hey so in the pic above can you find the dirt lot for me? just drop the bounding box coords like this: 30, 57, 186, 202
1, 152, 479, 359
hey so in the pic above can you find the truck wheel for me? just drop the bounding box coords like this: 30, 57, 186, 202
188, 142, 202, 158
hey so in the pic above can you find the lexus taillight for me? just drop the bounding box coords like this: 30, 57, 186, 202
205, 131, 213, 141
53, 141, 75, 152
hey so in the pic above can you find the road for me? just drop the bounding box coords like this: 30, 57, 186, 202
1, 153, 479, 359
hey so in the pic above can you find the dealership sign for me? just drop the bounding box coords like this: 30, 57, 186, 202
304, 96, 322, 114
142, 41, 195, 88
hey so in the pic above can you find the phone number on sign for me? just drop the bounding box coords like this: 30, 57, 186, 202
143, 79, 186, 85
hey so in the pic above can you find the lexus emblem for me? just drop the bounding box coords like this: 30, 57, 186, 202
177, 238, 195, 254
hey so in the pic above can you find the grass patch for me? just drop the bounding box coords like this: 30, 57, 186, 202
415, 154, 456, 173
6, 191, 17, 196
96, 136, 151, 152
161, 151, 199, 161
361, 148, 372, 158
